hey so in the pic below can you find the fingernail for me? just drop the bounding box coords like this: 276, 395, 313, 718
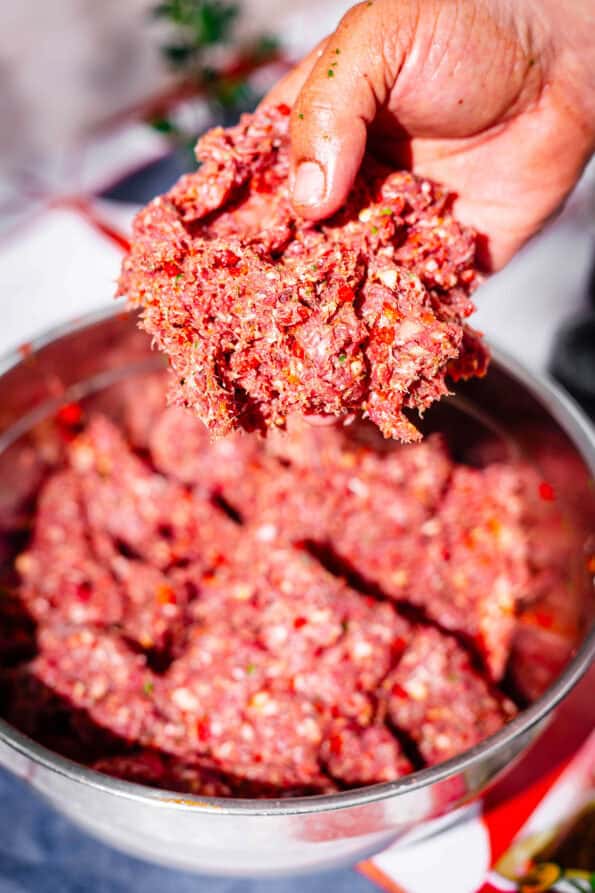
293, 161, 325, 206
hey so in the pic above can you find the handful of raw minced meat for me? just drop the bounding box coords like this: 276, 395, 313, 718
119, 104, 488, 440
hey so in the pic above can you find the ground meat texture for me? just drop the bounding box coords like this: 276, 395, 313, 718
181, 541, 410, 723
506, 463, 588, 701
92, 751, 234, 797
148, 403, 263, 501
508, 623, 576, 704
222, 422, 527, 680
17, 477, 183, 654
381, 629, 515, 765
396, 464, 528, 681
224, 422, 453, 544
68, 415, 239, 572
511, 580, 582, 703
155, 629, 333, 791
17, 471, 125, 630
320, 722, 412, 786
31, 626, 161, 747
120, 105, 486, 441
2, 371, 586, 799
85, 371, 169, 451
0, 664, 128, 763
110, 556, 191, 655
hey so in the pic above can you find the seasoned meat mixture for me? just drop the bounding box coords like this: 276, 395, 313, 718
119, 105, 487, 440
0, 373, 588, 798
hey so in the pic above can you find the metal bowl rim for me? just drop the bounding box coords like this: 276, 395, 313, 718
0, 306, 593, 817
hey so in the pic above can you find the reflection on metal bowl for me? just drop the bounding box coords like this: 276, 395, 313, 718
0, 309, 593, 876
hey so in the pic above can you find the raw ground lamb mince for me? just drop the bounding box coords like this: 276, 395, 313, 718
0, 371, 588, 798
0, 108, 588, 799
119, 104, 488, 440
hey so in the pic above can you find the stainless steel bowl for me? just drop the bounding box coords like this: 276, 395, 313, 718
0, 309, 593, 876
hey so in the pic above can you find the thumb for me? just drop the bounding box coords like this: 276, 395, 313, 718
289, 1, 403, 219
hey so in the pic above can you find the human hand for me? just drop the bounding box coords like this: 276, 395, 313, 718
264, 0, 595, 270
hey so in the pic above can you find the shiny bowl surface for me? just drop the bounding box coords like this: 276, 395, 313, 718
0, 309, 593, 876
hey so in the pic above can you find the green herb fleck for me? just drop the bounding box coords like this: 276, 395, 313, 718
327, 68, 335, 78
380, 207, 392, 216
298, 112, 304, 120
335, 48, 341, 55
341, 619, 350, 632
370, 225, 379, 234
246, 663, 256, 675
150, 116, 180, 135
175, 273, 184, 282
143, 679, 155, 695
338, 353, 347, 363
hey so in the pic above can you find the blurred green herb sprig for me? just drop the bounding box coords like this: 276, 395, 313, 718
150, 0, 279, 146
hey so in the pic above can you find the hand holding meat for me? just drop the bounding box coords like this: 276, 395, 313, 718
119, 0, 594, 439
268, 0, 595, 269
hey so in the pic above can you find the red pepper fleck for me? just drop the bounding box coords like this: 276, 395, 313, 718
463, 530, 476, 549
18, 342, 33, 359
330, 704, 341, 718
161, 261, 181, 277
337, 285, 355, 303
57, 402, 83, 427
76, 582, 92, 603
587, 555, 595, 574
391, 683, 408, 699
219, 249, 240, 268
329, 734, 343, 756
277, 103, 291, 116
534, 610, 554, 629
252, 172, 274, 194
156, 584, 176, 605
538, 481, 555, 501
293, 616, 308, 629
441, 546, 451, 561
196, 719, 210, 741
375, 327, 395, 345
391, 636, 407, 656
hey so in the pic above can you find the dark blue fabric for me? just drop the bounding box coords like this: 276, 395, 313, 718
0, 769, 378, 893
